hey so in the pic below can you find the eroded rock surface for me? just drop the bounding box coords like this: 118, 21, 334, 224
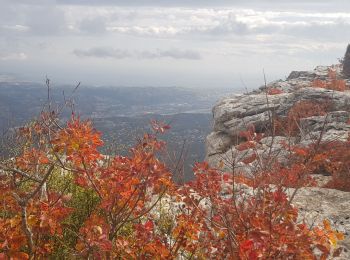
291, 187, 350, 259
206, 64, 350, 259
207, 65, 350, 169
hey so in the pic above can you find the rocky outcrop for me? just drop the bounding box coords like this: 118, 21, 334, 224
206, 64, 350, 259
207, 65, 350, 169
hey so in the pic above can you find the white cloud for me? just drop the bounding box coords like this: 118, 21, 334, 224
1, 25, 29, 32
0, 52, 27, 61
63, 7, 350, 42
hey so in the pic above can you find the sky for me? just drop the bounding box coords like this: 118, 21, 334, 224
0, 0, 349, 89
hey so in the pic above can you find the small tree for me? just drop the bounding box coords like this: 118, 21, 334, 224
343, 44, 350, 78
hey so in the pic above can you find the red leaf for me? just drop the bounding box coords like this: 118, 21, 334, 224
240, 239, 253, 251
144, 220, 154, 231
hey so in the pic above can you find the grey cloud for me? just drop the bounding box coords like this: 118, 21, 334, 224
284, 20, 350, 41
1, 0, 55, 5
109, 12, 247, 37
74, 47, 201, 60
105, 9, 350, 43
0, 1, 67, 35
74, 47, 131, 58
205, 14, 250, 35
56, 0, 350, 12
140, 49, 201, 59
57, 0, 236, 6
25, 5, 66, 35
79, 17, 107, 34
215, 15, 349, 40
56, 0, 349, 6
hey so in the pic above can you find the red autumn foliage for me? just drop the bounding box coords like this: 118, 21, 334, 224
0, 110, 345, 259
179, 162, 343, 259
307, 141, 350, 191
274, 100, 328, 136
267, 88, 284, 95
312, 68, 348, 91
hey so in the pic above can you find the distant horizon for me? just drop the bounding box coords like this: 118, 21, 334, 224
0, 61, 335, 91
0, 69, 289, 90
0, 73, 250, 91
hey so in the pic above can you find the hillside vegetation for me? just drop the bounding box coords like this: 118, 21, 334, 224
1, 78, 349, 259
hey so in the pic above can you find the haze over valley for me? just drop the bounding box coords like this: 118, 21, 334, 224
0, 80, 236, 180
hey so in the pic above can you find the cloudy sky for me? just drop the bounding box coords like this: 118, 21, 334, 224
0, 0, 349, 89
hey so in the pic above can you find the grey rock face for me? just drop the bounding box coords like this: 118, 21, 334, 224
206, 64, 350, 258
210, 88, 350, 166
300, 111, 350, 143
207, 135, 293, 174
287, 70, 316, 80
291, 187, 350, 259
206, 131, 233, 156
208, 65, 350, 163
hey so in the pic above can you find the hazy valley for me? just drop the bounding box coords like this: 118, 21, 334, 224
0, 80, 237, 180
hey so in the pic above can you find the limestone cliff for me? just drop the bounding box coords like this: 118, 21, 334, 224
207, 65, 350, 173
206, 64, 350, 258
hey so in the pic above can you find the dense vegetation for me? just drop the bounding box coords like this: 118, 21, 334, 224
1, 69, 350, 258
0, 95, 347, 259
